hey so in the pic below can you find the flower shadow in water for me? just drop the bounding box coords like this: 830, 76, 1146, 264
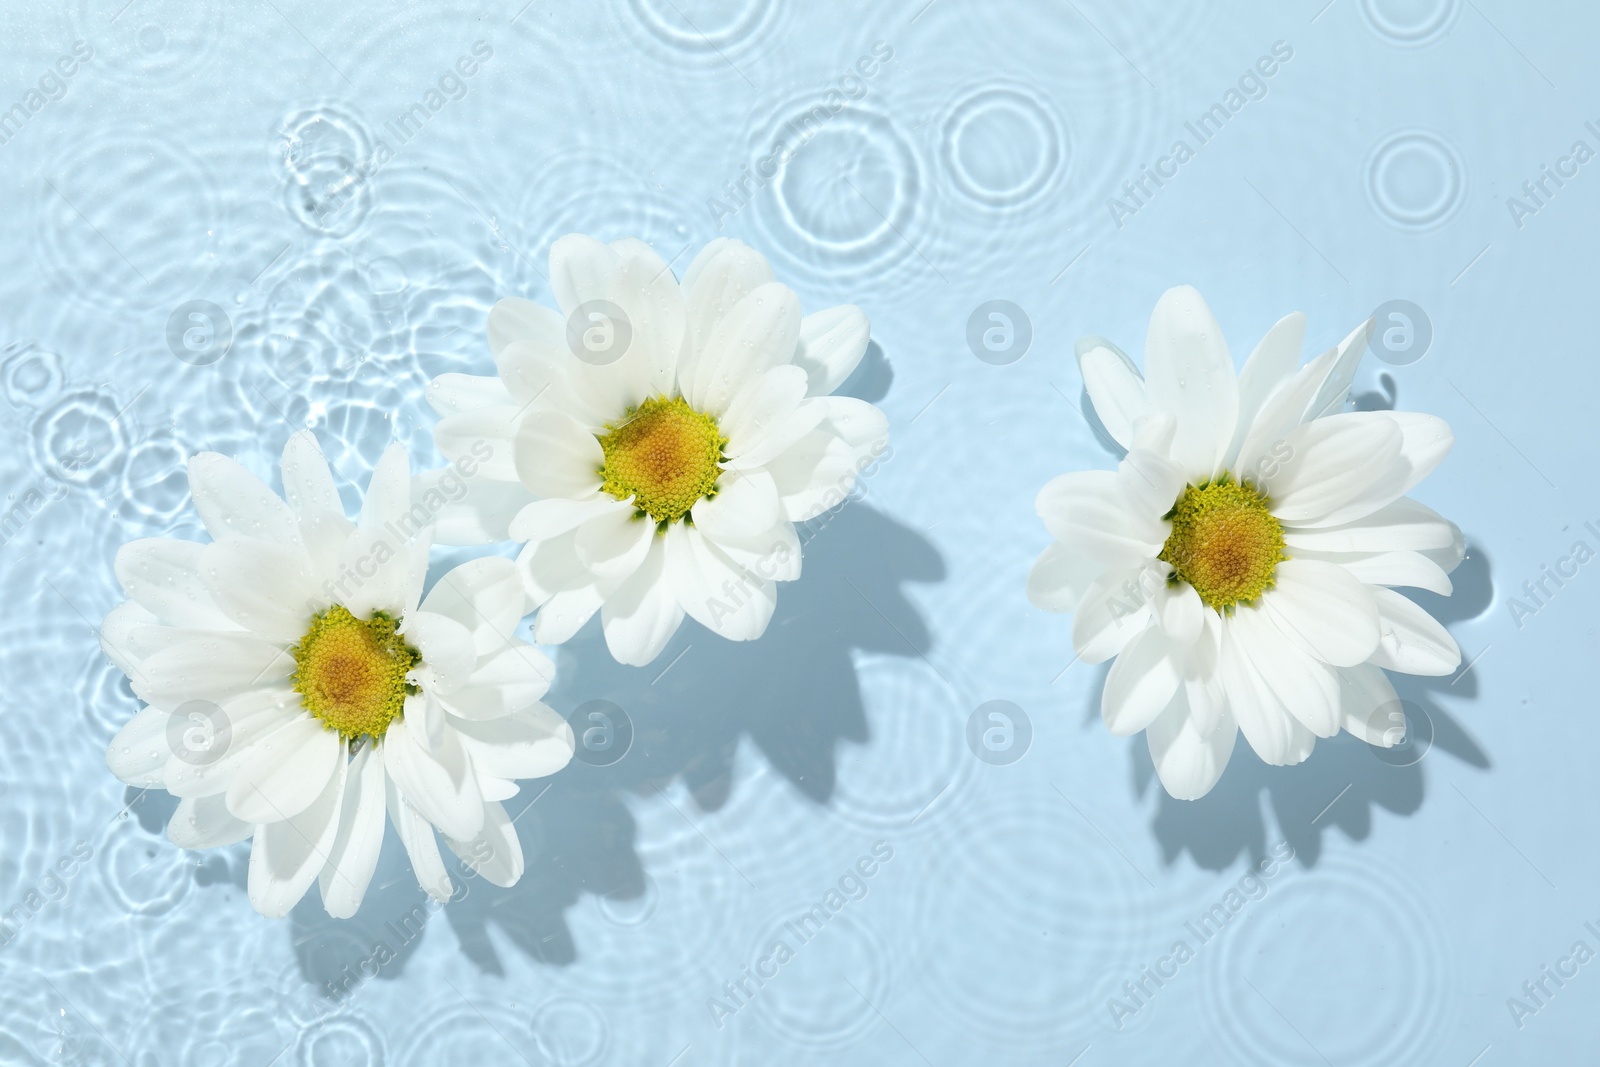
281, 344, 943, 981
432, 498, 944, 973
1129, 542, 1493, 872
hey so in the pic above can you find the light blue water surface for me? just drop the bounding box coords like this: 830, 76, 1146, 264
0, 0, 1594, 1063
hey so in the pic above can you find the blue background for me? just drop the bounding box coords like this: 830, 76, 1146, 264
0, 0, 1589, 1063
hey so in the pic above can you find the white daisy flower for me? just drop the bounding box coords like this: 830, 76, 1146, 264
1031, 286, 1464, 799
425, 234, 889, 666
101, 432, 574, 918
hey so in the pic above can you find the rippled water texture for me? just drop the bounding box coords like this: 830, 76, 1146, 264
1, 0, 1594, 1063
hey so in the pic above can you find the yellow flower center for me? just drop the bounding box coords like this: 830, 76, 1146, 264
291, 605, 420, 739
1158, 476, 1286, 612
596, 395, 727, 526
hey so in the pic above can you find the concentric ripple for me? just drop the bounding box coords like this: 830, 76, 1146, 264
1202, 851, 1450, 1065
1, 344, 66, 408
37, 135, 220, 308
829, 656, 972, 830
275, 107, 378, 238
626, 0, 780, 60
1360, 0, 1458, 45
940, 85, 1065, 207
748, 100, 924, 293
294, 1016, 386, 1067
1364, 130, 1466, 230
29, 388, 134, 490
67, 0, 225, 88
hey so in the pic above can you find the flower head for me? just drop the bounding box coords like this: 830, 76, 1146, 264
1031, 286, 1463, 799
425, 235, 890, 666
102, 432, 574, 917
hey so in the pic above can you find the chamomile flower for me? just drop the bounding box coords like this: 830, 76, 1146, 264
425, 234, 889, 666
1031, 286, 1463, 799
102, 432, 574, 917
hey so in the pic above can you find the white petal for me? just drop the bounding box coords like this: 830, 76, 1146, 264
441, 644, 556, 720
1263, 413, 1403, 523
427, 372, 515, 416
1142, 286, 1238, 480
1146, 695, 1236, 800
691, 468, 781, 542
1118, 448, 1186, 522
168, 793, 253, 850
1282, 496, 1458, 553
387, 777, 454, 903
1337, 664, 1406, 746
1227, 312, 1305, 467
487, 296, 565, 361
1305, 317, 1375, 422
188, 452, 299, 546
548, 233, 620, 317
1075, 336, 1149, 450
1130, 411, 1177, 455
706, 520, 802, 584
728, 398, 827, 474
107, 705, 173, 786
434, 407, 522, 482
1072, 567, 1156, 664
416, 470, 532, 547
164, 694, 301, 798
114, 539, 236, 631
794, 305, 870, 398
455, 703, 574, 780
133, 632, 294, 709
248, 756, 345, 919
1182, 611, 1226, 736
514, 411, 605, 500
1419, 520, 1467, 576
764, 429, 857, 522
609, 237, 687, 396
819, 395, 890, 454
493, 338, 593, 415
1229, 603, 1341, 737
385, 717, 485, 842
1154, 580, 1203, 645
601, 535, 686, 665
1101, 625, 1182, 736
336, 525, 421, 621
1302, 413, 1453, 529
1036, 470, 1163, 568
444, 801, 524, 888
519, 536, 604, 642
200, 538, 324, 643
480, 778, 519, 802
318, 742, 388, 918
573, 504, 656, 582
1368, 588, 1460, 676
419, 556, 528, 658
1289, 547, 1454, 595
721, 364, 808, 460
405, 610, 478, 695
664, 523, 773, 643
509, 493, 624, 545
227, 717, 342, 824
358, 444, 411, 531
280, 432, 352, 577
99, 600, 162, 675
1261, 559, 1381, 667
1217, 617, 1298, 765
681, 238, 775, 375
686, 282, 801, 416
1235, 318, 1370, 473
1026, 543, 1101, 614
